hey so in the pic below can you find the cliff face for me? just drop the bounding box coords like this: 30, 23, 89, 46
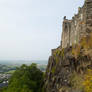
44, 0, 92, 92
45, 45, 92, 92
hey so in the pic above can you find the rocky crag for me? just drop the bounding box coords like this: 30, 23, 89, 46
44, 0, 92, 92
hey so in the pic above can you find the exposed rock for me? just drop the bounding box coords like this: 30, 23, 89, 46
45, 46, 92, 92
44, 0, 92, 92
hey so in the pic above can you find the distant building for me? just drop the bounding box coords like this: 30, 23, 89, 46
61, 0, 92, 48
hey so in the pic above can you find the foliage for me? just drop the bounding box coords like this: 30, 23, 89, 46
88, 33, 92, 49
72, 32, 92, 58
59, 86, 70, 92
69, 72, 83, 90
37, 65, 46, 72
53, 50, 60, 65
52, 49, 65, 74
56, 50, 61, 56
51, 66, 56, 74
54, 49, 64, 63
0, 64, 17, 73
80, 33, 92, 49
55, 57, 59, 64
83, 69, 92, 92
2, 63, 44, 92
72, 44, 81, 58
61, 48, 64, 58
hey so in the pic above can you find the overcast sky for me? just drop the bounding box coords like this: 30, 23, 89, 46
0, 0, 84, 61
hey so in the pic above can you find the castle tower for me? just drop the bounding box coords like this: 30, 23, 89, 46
61, 16, 71, 48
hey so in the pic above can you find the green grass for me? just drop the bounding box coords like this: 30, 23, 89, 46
5, 70, 15, 74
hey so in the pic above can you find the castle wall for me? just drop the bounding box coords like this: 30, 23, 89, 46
62, 19, 71, 48
62, 0, 92, 48
86, 0, 92, 34
70, 5, 87, 46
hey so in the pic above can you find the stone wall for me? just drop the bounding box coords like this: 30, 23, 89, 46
44, 1, 92, 92
62, 19, 71, 48
62, 0, 92, 48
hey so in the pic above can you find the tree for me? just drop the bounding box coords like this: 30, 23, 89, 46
3, 63, 44, 92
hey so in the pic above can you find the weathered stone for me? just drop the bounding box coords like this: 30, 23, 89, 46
44, 0, 92, 92
61, 0, 92, 48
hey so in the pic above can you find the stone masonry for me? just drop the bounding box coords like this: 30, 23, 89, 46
61, 0, 92, 48
44, 1, 92, 92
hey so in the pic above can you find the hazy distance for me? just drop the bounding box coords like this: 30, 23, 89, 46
0, 0, 84, 63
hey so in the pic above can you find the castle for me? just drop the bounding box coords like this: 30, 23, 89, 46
45, 1, 92, 92
61, 0, 92, 48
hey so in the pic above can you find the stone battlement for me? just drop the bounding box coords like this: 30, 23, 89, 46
61, 0, 92, 48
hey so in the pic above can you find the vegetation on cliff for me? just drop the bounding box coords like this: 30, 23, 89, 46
45, 33, 92, 92
83, 69, 92, 92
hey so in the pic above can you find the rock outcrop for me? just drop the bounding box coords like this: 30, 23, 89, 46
45, 45, 92, 92
44, 0, 92, 92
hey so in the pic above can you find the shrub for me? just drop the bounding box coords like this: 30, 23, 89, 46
83, 69, 92, 92
72, 44, 81, 58
51, 66, 56, 74
80, 33, 92, 50
69, 72, 83, 90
